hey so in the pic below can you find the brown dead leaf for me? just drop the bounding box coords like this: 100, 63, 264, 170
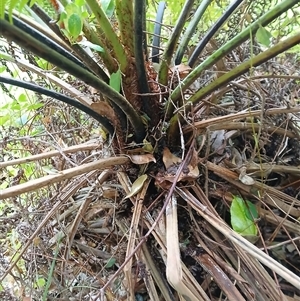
103, 188, 119, 198
129, 154, 156, 164
185, 149, 199, 179
91, 102, 116, 124
159, 148, 199, 184
85, 203, 107, 221
170, 64, 192, 79
154, 171, 172, 190
163, 147, 182, 170
42, 115, 51, 125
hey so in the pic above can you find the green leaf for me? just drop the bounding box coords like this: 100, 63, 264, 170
75, 0, 85, 6
0, 51, 12, 61
109, 69, 121, 92
60, 28, 70, 40
68, 13, 82, 39
0, 0, 4, 19
105, 257, 116, 268
17, 0, 28, 14
1, 102, 9, 109
142, 138, 153, 153
77, 40, 104, 52
244, 200, 259, 221
27, 103, 44, 110
101, 0, 115, 18
35, 277, 46, 288
11, 101, 20, 110
0, 114, 10, 125
256, 25, 272, 47
18, 93, 27, 102
7, 0, 28, 22
65, 3, 79, 15
60, 11, 68, 21
42, 166, 59, 175
81, 11, 89, 18
230, 196, 258, 236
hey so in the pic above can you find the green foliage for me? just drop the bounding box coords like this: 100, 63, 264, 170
0, 92, 43, 127
67, 13, 82, 39
101, 0, 115, 18
59, 2, 87, 43
77, 39, 104, 52
109, 68, 121, 92
1, 0, 299, 146
42, 233, 63, 301
105, 257, 116, 268
0, 0, 4, 19
34, 277, 46, 288
35, 58, 54, 70
256, 25, 272, 47
163, 0, 186, 24
3, 0, 28, 21
8, 229, 24, 265
0, 200, 10, 214
230, 195, 258, 236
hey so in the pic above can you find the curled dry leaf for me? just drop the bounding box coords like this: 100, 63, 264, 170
231, 147, 244, 167
123, 174, 148, 200
159, 148, 199, 184
155, 171, 172, 190
129, 153, 156, 164
210, 129, 226, 155
163, 147, 182, 170
187, 149, 200, 179
239, 173, 255, 186
142, 138, 154, 153
239, 166, 255, 185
